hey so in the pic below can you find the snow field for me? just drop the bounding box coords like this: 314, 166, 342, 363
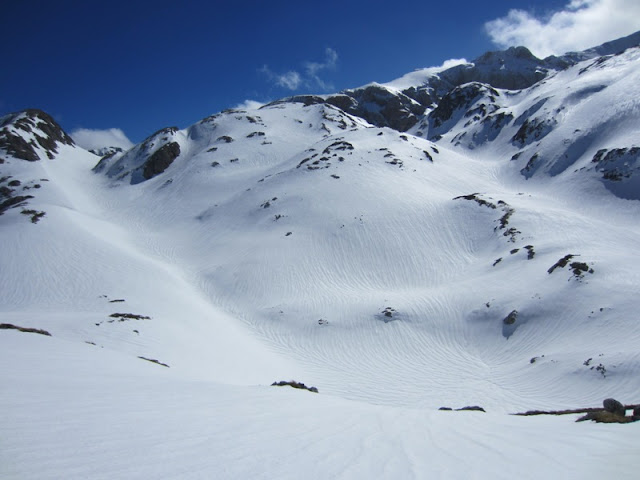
2, 47, 640, 477
2, 332, 638, 480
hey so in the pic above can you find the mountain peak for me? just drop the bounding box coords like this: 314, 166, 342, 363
0, 108, 74, 161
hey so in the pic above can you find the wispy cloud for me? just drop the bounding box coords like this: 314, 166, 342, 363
485, 0, 640, 57
260, 48, 338, 92
304, 48, 338, 90
71, 127, 134, 151
233, 99, 265, 110
259, 66, 302, 90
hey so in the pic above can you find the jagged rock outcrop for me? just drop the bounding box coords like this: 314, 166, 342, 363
93, 126, 182, 184
142, 141, 180, 180
591, 147, 640, 182
266, 85, 424, 132
0, 109, 74, 161
90, 146, 124, 157
340, 84, 425, 131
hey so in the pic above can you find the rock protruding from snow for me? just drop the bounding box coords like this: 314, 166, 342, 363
265, 84, 424, 132
94, 126, 183, 184
0, 109, 75, 161
340, 84, 426, 131
89, 146, 124, 158
142, 142, 181, 180
427, 83, 501, 140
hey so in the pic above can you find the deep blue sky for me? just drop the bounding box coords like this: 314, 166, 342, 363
1, 1, 573, 143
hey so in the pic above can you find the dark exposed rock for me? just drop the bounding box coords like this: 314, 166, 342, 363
503, 310, 518, 325
265, 95, 327, 108
603, 398, 626, 417
576, 398, 640, 423
325, 94, 358, 112
0, 195, 34, 215
547, 254, 594, 278
456, 406, 486, 412
429, 83, 499, 133
497, 206, 515, 230
511, 117, 556, 147
109, 313, 151, 321
138, 356, 170, 368
0, 323, 51, 336
0, 109, 74, 161
591, 147, 640, 184
142, 127, 178, 147
89, 146, 123, 157
265, 86, 424, 132
349, 84, 425, 131
547, 254, 576, 274
576, 411, 639, 423
381, 307, 396, 320
92, 150, 122, 173
142, 142, 180, 180
271, 380, 318, 393
453, 193, 496, 209
570, 262, 592, 276
20, 209, 46, 223
0, 186, 12, 198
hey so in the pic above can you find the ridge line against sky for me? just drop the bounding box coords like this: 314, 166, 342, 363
1, 0, 639, 149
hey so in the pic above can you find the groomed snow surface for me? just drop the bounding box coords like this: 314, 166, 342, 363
2, 54, 640, 477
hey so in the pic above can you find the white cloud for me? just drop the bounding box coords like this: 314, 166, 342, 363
383, 58, 469, 90
438, 58, 469, 70
71, 127, 134, 151
277, 71, 302, 90
233, 99, 265, 110
260, 48, 338, 92
485, 0, 640, 57
259, 65, 302, 91
305, 48, 338, 89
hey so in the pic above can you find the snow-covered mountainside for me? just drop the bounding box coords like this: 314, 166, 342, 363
2, 33, 640, 479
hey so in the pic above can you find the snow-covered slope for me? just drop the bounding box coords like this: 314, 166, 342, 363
2, 34, 640, 479
412, 44, 640, 200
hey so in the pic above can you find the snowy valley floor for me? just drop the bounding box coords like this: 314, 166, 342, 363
2, 331, 639, 479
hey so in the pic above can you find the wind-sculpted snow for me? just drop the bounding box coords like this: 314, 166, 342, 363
2, 34, 640, 479
69, 101, 640, 414
4, 333, 639, 479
